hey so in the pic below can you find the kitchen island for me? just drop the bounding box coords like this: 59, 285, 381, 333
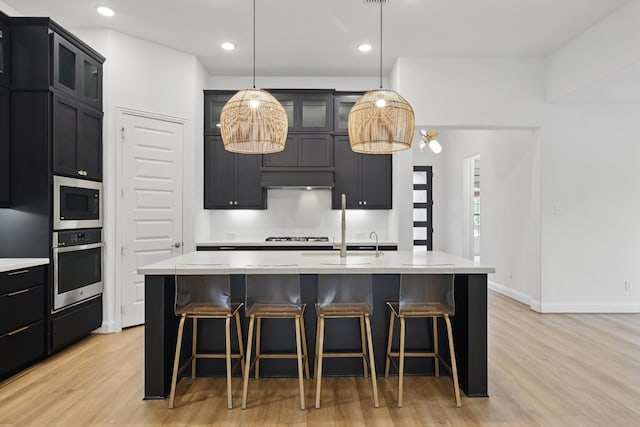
139, 250, 494, 400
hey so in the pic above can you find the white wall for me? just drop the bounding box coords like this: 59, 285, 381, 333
69, 29, 208, 331
540, 104, 640, 312
419, 129, 541, 308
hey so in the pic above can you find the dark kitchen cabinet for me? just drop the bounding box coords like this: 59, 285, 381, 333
52, 94, 102, 181
51, 32, 102, 109
262, 133, 333, 169
0, 265, 46, 379
204, 91, 234, 134
271, 91, 333, 132
0, 19, 9, 87
0, 87, 8, 207
333, 136, 391, 209
334, 93, 361, 133
204, 135, 265, 209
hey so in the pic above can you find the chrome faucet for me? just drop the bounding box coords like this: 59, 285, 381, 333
340, 194, 347, 257
369, 231, 382, 257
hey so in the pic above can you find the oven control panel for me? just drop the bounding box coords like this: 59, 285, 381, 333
54, 228, 102, 247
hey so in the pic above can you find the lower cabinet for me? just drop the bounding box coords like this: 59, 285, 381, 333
0, 265, 46, 379
204, 135, 265, 209
333, 135, 391, 209
0, 86, 9, 207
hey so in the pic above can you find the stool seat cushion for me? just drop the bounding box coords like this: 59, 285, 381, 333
246, 303, 305, 317
176, 302, 242, 317
316, 302, 373, 317
387, 301, 453, 317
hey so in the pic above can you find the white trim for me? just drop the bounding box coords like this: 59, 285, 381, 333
489, 281, 640, 313
117, 106, 187, 125
94, 321, 120, 334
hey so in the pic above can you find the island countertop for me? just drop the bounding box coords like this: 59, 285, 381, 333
138, 250, 495, 275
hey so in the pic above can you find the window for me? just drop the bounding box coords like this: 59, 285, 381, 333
412, 166, 433, 251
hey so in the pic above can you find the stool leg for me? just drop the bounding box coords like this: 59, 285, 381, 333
314, 313, 321, 380
225, 316, 233, 409
191, 317, 198, 378
255, 318, 262, 379
242, 315, 255, 410
235, 311, 245, 379
433, 316, 440, 377
359, 315, 368, 378
169, 315, 187, 409
299, 313, 310, 379
364, 315, 379, 408
398, 316, 406, 407
385, 310, 395, 378
444, 315, 462, 407
314, 315, 325, 409
294, 315, 306, 410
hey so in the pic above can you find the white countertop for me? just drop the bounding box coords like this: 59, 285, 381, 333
138, 250, 494, 275
0, 258, 49, 273
196, 240, 397, 247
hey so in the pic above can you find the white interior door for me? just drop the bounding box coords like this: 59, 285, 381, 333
120, 111, 184, 328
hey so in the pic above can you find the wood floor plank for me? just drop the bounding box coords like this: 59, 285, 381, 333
1, 291, 639, 426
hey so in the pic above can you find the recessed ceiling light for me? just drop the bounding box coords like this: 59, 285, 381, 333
96, 6, 115, 17
221, 42, 236, 51
358, 44, 372, 52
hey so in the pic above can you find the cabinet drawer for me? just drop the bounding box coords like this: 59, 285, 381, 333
0, 285, 44, 336
0, 320, 45, 378
0, 266, 45, 294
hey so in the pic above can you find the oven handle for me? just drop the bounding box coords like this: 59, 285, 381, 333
53, 242, 104, 253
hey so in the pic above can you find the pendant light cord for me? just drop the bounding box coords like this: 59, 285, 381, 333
253, 0, 256, 89
379, 0, 383, 89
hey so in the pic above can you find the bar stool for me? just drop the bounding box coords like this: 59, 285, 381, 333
385, 270, 461, 407
242, 274, 310, 410
169, 274, 245, 409
315, 274, 379, 408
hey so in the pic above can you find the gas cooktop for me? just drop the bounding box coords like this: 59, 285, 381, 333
265, 237, 329, 242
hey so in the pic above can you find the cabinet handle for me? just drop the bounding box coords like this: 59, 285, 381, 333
358, 201, 362, 205
6, 325, 30, 336
234, 201, 238, 205
363, 201, 367, 205
228, 201, 233, 205
6, 288, 30, 297
8, 269, 30, 276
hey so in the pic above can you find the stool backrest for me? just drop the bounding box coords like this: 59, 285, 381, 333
174, 274, 231, 315
317, 274, 373, 313
399, 268, 455, 316
245, 274, 301, 313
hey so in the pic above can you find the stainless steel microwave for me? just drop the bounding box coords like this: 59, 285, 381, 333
53, 176, 103, 230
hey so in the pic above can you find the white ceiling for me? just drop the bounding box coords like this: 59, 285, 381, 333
2, 0, 630, 77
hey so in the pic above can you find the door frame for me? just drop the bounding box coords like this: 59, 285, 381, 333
114, 107, 187, 331
462, 153, 479, 260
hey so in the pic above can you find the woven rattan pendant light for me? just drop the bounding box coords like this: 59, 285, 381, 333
220, 0, 288, 154
348, 0, 414, 154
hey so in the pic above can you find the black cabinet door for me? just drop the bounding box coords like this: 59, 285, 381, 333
78, 108, 102, 181
236, 153, 265, 209
52, 94, 102, 180
79, 55, 102, 109
204, 135, 235, 208
361, 152, 392, 209
334, 94, 361, 132
204, 92, 233, 134
52, 94, 79, 178
271, 92, 333, 132
262, 134, 297, 167
0, 22, 9, 87
0, 87, 8, 207
333, 136, 360, 209
298, 134, 333, 168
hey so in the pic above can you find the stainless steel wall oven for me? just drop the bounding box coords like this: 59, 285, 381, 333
51, 229, 103, 312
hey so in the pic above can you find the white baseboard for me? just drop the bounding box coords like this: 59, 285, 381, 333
537, 303, 640, 314
94, 321, 121, 334
488, 281, 640, 313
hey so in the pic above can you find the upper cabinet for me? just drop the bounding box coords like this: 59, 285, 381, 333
334, 94, 361, 133
51, 32, 102, 109
0, 20, 9, 87
262, 134, 333, 169
204, 91, 234, 134
271, 90, 333, 132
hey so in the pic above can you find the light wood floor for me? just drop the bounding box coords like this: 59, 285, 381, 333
1, 292, 639, 426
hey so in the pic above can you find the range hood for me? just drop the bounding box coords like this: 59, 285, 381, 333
260, 171, 334, 188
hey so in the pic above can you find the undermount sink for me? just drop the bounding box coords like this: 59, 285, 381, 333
301, 251, 378, 257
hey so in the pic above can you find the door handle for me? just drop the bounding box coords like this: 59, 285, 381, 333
173, 242, 182, 248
